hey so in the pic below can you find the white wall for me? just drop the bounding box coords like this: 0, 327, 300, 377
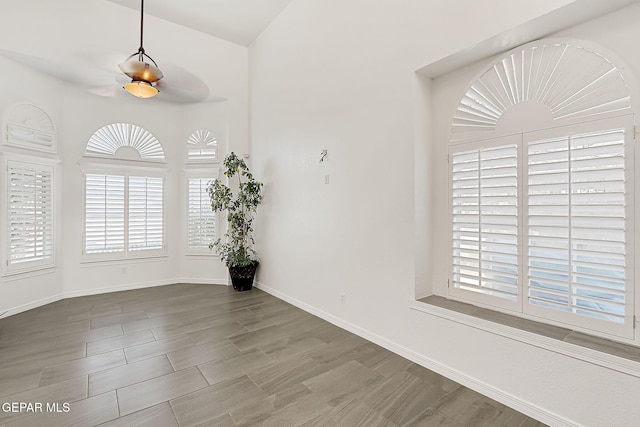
0, 57, 65, 314
249, 0, 640, 425
0, 1, 249, 313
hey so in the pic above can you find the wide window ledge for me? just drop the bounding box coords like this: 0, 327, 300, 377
411, 296, 640, 378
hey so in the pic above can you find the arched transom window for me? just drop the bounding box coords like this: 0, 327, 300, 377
187, 129, 218, 162
5, 104, 57, 153
86, 123, 165, 161
451, 43, 631, 141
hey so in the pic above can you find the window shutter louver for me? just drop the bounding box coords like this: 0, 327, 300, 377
451, 144, 519, 304
84, 174, 125, 254
187, 177, 216, 249
527, 130, 627, 325
8, 162, 54, 267
128, 176, 164, 251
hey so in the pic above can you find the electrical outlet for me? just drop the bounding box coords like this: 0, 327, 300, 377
340, 293, 346, 304
324, 174, 330, 184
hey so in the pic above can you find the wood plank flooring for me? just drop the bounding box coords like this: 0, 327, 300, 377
0, 284, 547, 426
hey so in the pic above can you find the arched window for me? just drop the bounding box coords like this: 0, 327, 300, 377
185, 129, 218, 253
450, 43, 631, 141
186, 129, 218, 162
448, 42, 635, 340
5, 104, 57, 153
86, 123, 164, 161
83, 123, 166, 259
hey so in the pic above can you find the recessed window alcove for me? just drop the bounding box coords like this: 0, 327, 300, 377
413, 39, 639, 377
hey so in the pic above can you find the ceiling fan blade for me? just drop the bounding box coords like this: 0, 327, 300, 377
154, 81, 209, 103
0, 49, 214, 103
0, 49, 116, 87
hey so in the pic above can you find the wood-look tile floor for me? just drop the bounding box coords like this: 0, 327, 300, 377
0, 284, 547, 426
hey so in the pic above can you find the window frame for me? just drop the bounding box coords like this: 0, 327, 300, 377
81, 163, 167, 262
4, 159, 56, 275
448, 114, 636, 341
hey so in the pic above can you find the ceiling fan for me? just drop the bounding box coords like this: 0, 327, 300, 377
118, 0, 163, 98
0, 0, 211, 103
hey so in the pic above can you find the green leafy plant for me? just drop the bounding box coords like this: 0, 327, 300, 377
207, 152, 263, 267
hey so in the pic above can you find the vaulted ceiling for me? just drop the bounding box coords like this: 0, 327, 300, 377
0, 0, 295, 103
1, 0, 639, 104
105, 0, 295, 46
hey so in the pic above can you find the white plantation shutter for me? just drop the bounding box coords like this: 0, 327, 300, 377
8, 162, 54, 269
187, 177, 216, 250
128, 176, 164, 251
451, 140, 519, 309
84, 173, 164, 257
187, 130, 218, 162
85, 174, 125, 254
450, 117, 633, 339
526, 128, 629, 333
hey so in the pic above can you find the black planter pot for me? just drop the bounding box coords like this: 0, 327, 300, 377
228, 262, 258, 292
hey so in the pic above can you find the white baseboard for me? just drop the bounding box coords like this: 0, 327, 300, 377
0, 279, 228, 318
176, 278, 229, 286
62, 278, 179, 299
254, 280, 574, 427
0, 293, 64, 318
63, 278, 228, 299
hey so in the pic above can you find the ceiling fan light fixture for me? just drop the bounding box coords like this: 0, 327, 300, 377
124, 80, 159, 98
120, 0, 163, 98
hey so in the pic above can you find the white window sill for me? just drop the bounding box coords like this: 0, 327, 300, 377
410, 295, 640, 378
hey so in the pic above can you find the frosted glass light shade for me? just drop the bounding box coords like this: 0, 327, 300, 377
123, 81, 159, 98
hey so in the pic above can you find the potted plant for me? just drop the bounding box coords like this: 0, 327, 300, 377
207, 152, 263, 291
